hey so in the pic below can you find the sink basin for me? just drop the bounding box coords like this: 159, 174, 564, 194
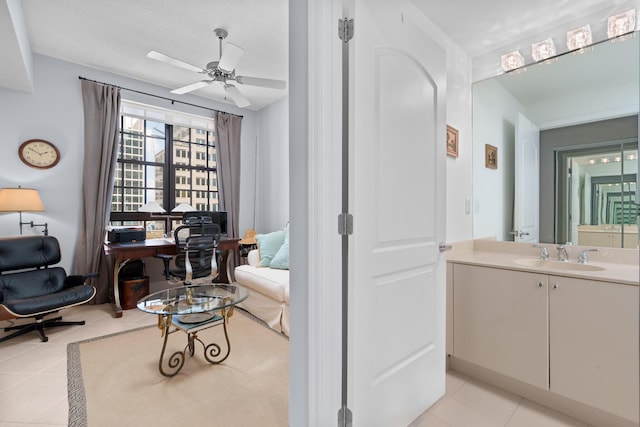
514, 258, 605, 272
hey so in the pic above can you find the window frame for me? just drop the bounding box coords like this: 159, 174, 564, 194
110, 108, 220, 233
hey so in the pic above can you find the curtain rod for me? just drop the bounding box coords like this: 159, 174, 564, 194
78, 76, 243, 118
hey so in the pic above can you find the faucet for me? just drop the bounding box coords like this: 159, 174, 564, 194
533, 244, 549, 260
578, 248, 599, 264
556, 245, 569, 262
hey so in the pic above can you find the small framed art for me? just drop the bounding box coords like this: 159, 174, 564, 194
485, 144, 498, 169
446, 125, 459, 158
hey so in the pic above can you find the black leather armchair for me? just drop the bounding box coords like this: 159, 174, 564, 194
0, 236, 97, 343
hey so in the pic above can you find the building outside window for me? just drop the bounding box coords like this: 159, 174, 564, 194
110, 101, 220, 237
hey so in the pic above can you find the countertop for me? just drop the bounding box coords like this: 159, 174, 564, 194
446, 239, 639, 286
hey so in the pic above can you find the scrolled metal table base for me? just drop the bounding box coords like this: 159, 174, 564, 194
156, 307, 233, 377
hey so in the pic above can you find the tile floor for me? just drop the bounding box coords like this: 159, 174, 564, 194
411, 370, 594, 427
0, 303, 155, 426
0, 304, 593, 427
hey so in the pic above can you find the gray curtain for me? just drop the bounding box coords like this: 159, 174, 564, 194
75, 80, 121, 304
215, 112, 242, 239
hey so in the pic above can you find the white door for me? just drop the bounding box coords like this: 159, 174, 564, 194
348, 1, 446, 425
514, 113, 540, 243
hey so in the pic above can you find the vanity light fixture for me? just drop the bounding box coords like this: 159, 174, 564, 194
567, 25, 593, 51
501, 50, 525, 72
607, 9, 636, 39
627, 154, 637, 160
615, 156, 621, 162
589, 159, 596, 164
601, 157, 610, 163
531, 38, 557, 62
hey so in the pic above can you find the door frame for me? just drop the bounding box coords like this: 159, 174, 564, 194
289, 0, 344, 426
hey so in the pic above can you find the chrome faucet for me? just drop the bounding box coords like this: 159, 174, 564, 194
533, 244, 549, 260
578, 248, 599, 264
556, 245, 569, 262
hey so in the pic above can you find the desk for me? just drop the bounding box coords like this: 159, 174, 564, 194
104, 238, 239, 318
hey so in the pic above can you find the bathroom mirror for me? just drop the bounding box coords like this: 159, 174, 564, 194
472, 33, 639, 248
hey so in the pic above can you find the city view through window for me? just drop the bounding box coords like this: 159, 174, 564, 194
110, 113, 219, 236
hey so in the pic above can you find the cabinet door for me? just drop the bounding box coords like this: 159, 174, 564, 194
549, 276, 639, 423
453, 264, 549, 389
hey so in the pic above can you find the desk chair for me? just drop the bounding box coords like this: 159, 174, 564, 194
0, 236, 97, 343
156, 218, 221, 284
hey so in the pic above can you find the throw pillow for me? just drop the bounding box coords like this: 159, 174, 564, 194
270, 223, 289, 270
256, 230, 286, 267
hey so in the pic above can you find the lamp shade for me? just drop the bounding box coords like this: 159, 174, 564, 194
171, 203, 195, 213
138, 201, 166, 213
0, 188, 45, 212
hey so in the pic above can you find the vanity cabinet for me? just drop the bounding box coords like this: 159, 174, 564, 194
452, 264, 549, 389
549, 275, 638, 422
452, 263, 639, 423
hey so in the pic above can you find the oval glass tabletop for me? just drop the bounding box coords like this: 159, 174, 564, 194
137, 283, 248, 316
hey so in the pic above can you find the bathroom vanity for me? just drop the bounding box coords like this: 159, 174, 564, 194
446, 240, 639, 427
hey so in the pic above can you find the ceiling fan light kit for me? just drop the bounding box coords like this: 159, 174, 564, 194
147, 27, 286, 108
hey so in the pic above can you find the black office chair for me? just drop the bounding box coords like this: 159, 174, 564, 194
157, 217, 221, 284
0, 236, 97, 343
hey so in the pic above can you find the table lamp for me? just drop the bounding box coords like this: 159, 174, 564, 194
139, 201, 170, 236
138, 201, 166, 214
171, 203, 195, 213
0, 187, 49, 235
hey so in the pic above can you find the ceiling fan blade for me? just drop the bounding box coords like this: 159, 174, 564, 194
235, 75, 287, 90
224, 84, 250, 108
218, 43, 245, 72
147, 51, 204, 73
171, 80, 211, 95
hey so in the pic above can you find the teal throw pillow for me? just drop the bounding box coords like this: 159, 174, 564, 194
256, 230, 286, 267
270, 224, 289, 270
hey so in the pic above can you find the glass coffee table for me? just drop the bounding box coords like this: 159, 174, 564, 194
137, 283, 249, 377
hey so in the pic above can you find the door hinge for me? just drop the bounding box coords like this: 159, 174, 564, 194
338, 405, 353, 427
339, 18, 354, 43
338, 213, 353, 236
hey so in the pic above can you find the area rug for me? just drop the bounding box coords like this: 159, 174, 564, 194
67, 310, 289, 427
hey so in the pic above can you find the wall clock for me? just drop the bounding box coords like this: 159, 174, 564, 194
18, 139, 60, 169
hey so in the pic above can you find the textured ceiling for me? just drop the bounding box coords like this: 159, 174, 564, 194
14, 0, 289, 110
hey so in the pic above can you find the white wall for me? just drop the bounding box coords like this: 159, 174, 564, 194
0, 54, 258, 272
472, 78, 526, 241
444, 35, 473, 243
254, 95, 289, 233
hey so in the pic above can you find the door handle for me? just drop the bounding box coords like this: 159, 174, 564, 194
439, 242, 452, 253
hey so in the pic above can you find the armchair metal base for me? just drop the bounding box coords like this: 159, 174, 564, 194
1, 314, 86, 343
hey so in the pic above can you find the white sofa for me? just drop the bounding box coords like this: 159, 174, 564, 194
234, 250, 290, 335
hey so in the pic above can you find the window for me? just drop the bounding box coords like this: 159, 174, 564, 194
110, 102, 220, 235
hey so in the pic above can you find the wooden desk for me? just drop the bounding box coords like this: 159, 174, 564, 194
104, 238, 239, 317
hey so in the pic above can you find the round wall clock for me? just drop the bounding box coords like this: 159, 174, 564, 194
18, 139, 60, 169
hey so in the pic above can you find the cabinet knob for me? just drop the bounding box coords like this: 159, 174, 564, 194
553, 284, 559, 289
537, 281, 543, 288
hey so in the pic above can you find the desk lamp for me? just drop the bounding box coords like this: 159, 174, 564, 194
139, 201, 169, 237
0, 187, 49, 235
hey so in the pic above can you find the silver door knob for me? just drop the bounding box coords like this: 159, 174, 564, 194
439, 242, 452, 253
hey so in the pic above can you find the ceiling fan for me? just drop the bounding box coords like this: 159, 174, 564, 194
147, 28, 286, 108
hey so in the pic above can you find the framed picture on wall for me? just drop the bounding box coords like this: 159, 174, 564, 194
485, 144, 498, 169
446, 125, 459, 158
